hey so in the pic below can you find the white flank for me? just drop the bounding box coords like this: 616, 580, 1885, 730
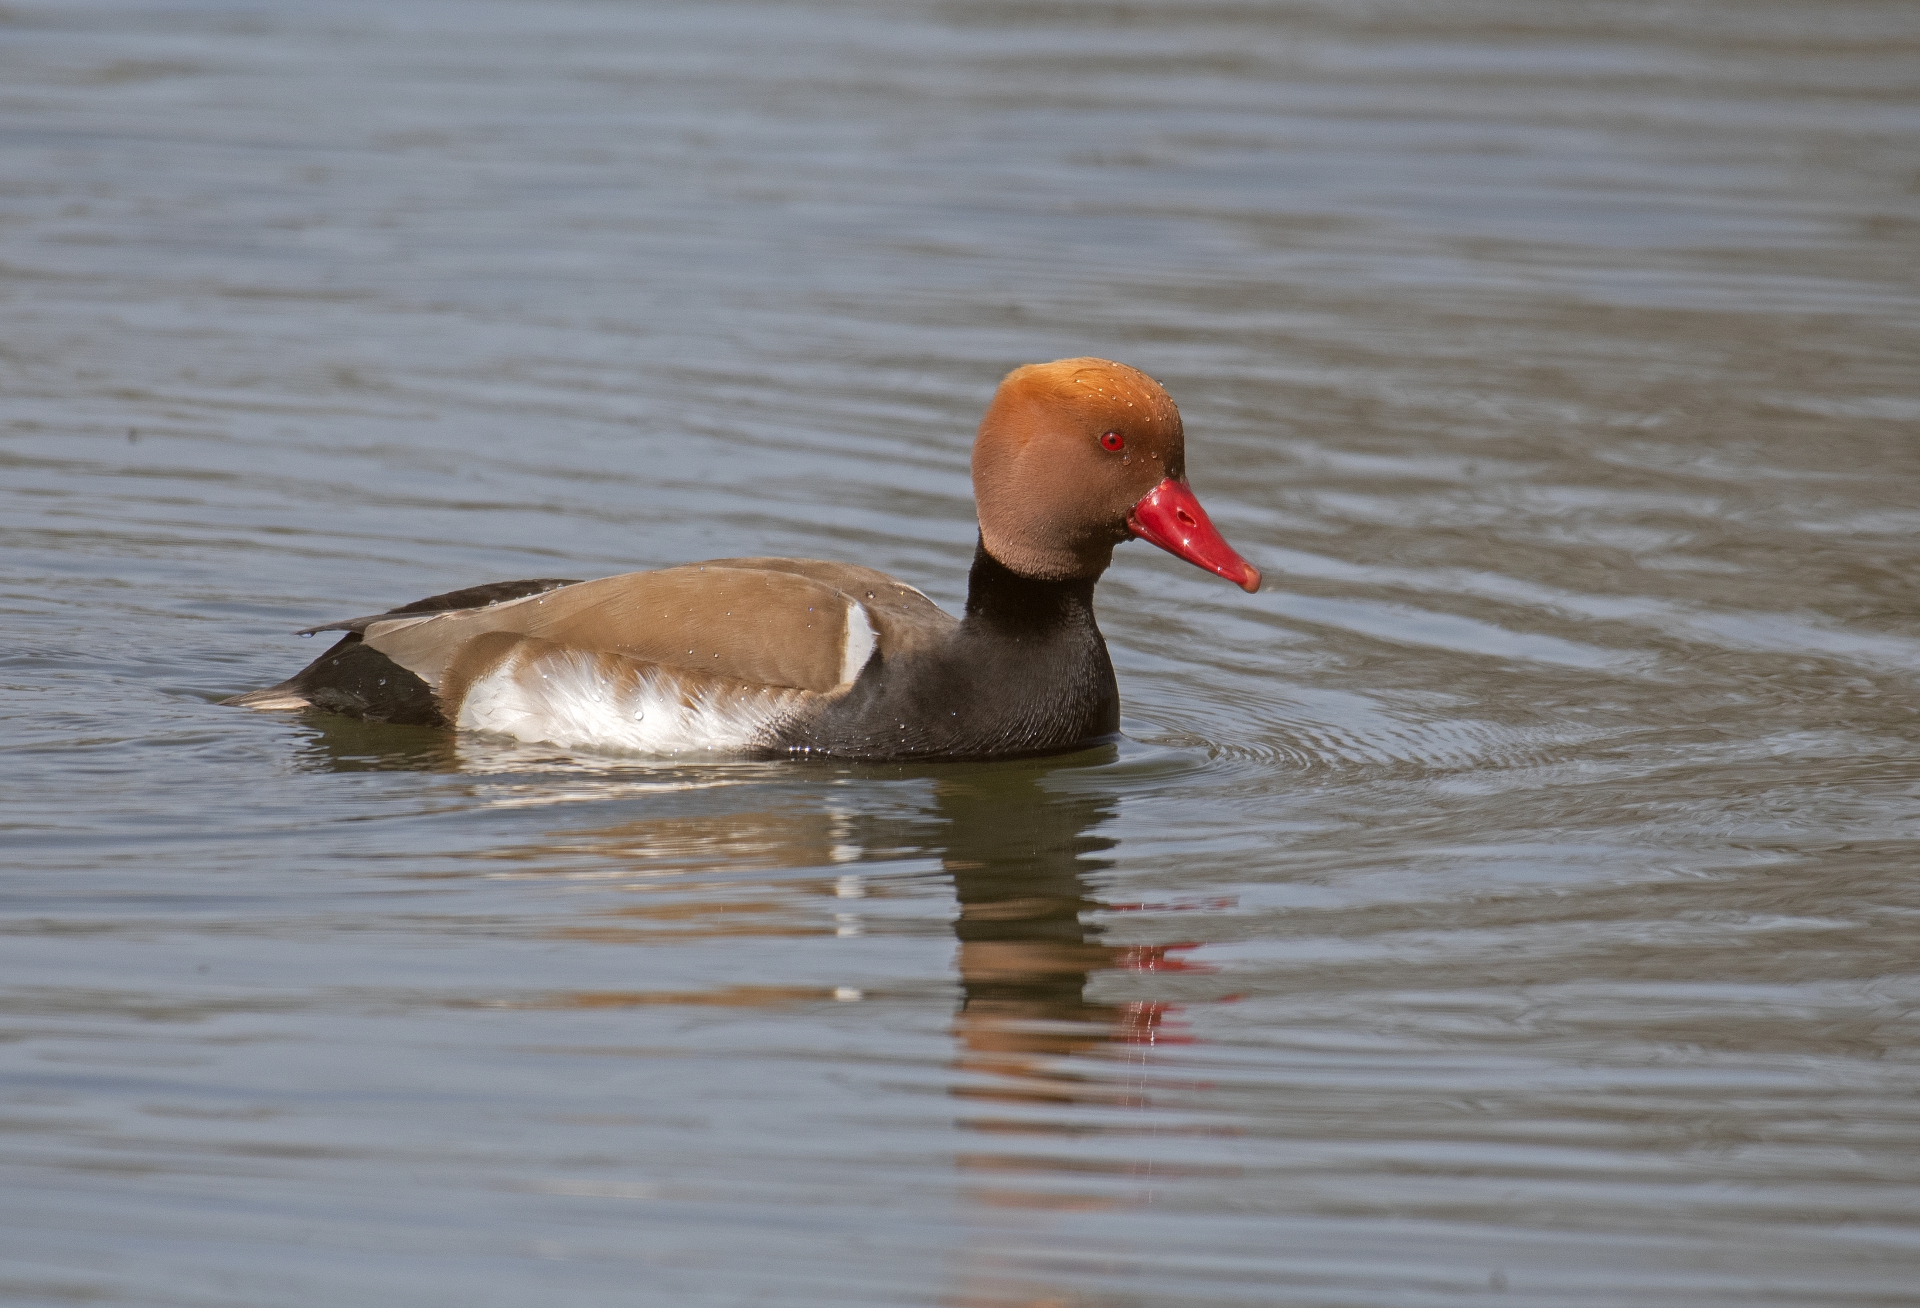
839, 600, 877, 685
455, 646, 803, 756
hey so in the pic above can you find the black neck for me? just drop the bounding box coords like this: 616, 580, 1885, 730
765, 541, 1120, 759
963, 541, 1100, 635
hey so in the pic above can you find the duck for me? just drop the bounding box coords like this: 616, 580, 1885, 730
225, 357, 1261, 760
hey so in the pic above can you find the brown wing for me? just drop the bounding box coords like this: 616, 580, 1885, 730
361, 561, 954, 697
696, 557, 957, 661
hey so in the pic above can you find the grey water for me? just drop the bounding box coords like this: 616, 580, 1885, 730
4, 0, 1919, 1303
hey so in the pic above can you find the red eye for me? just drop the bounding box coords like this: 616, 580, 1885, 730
1100, 431, 1125, 452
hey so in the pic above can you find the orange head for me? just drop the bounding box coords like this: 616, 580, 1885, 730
971, 357, 1260, 591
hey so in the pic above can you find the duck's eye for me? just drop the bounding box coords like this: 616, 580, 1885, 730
1100, 431, 1125, 452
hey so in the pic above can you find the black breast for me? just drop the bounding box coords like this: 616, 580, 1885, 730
771, 546, 1120, 761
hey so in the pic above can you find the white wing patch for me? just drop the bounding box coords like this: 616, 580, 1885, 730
455, 645, 806, 756
839, 600, 877, 686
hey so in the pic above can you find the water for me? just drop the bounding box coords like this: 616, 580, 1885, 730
4, 0, 1919, 1303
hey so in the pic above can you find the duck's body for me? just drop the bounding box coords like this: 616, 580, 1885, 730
234, 547, 1116, 760
227, 358, 1259, 761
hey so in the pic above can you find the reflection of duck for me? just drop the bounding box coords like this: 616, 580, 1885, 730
939, 764, 1185, 1110
288, 712, 460, 774
228, 359, 1259, 760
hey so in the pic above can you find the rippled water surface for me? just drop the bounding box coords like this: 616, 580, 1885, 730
5, 1, 1919, 1303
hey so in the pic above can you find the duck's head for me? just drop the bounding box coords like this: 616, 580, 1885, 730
971, 357, 1261, 592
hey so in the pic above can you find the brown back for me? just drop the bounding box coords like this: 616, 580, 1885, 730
363, 561, 955, 696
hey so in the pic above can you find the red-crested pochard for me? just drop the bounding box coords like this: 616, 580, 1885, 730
227, 358, 1260, 759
